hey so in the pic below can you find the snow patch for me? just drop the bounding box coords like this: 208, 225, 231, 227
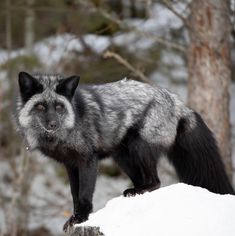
77, 184, 235, 236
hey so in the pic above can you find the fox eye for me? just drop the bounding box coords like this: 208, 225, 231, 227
55, 103, 64, 111
35, 103, 46, 111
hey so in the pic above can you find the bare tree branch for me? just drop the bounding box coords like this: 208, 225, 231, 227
132, 29, 186, 51
161, 0, 190, 27
103, 50, 152, 84
77, 0, 186, 52
1, 0, 187, 52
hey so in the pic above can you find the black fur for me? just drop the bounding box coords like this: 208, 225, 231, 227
56, 75, 80, 100
169, 112, 234, 194
18, 72, 43, 103
113, 125, 161, 196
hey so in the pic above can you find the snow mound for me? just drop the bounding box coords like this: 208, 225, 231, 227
76, 183, 235, 236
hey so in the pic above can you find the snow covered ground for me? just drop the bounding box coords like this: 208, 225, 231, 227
75, 183, 235, 236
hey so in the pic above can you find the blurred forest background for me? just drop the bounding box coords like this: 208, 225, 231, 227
0, 0, 235, 235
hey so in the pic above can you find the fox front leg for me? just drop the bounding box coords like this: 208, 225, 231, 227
63, 166, 80, 233
63, 159, 98, 233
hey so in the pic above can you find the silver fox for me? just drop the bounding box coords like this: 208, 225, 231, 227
15, 72, 234, 232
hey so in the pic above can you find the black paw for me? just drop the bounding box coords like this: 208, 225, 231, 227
123, 183, 160, 197
123, 188, 138, 197
63, 214, 87, 233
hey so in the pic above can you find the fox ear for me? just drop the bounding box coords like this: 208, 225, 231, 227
18, 72, 43, 103
56, 75, 80, 99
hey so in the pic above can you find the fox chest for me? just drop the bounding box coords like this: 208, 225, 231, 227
39, 145, 84, 167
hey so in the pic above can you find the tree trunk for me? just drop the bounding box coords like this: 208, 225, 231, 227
25, 0, 35, 55
187, 0, 233, 180
6, 0, 12, 55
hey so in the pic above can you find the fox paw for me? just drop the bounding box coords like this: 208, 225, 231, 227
123, 183, 160, 197
63, 214, 87, 233
123, 188, 138, 197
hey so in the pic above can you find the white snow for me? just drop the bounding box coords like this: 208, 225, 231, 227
149, 4, 183, 31
0, 1, 186, 69
83, 34, 110, 54
77, 184, 235, 236
0, 33, 111, 69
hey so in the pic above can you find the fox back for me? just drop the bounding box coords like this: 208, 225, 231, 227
16, 72, 193, 158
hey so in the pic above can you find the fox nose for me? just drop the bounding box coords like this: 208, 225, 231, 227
48, 120, 57, 130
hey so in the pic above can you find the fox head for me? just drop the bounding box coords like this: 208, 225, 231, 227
17, 72, 79, 148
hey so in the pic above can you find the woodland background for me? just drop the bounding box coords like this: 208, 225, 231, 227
0, 0, 235, 235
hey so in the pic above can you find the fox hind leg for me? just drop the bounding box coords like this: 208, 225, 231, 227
114, 133, 160, 197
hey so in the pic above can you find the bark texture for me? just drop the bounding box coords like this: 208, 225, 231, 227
187, 0, 233, 180
25, 0, 35, 55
